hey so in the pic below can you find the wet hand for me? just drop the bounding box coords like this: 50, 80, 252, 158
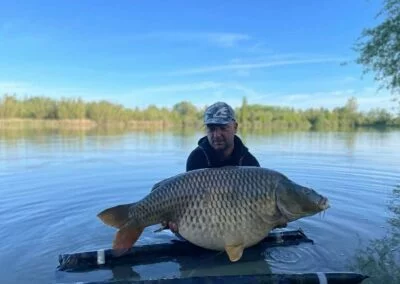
273, 223, 287, 229
161, 221, 179, 233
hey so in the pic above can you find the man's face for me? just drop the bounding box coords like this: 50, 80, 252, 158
206, 121, 237, 152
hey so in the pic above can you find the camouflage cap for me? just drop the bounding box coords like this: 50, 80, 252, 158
204, 102, 236, 125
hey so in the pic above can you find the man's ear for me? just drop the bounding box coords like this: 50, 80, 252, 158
233, 122, 238, 133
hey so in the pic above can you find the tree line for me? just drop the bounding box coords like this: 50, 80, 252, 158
0, 94, 399, 130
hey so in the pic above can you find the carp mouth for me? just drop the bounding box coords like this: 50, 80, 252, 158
318, 197, 330, 210
277, 195, 330, 222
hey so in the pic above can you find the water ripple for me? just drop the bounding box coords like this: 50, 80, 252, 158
0, 130, 399, 283
267, 245, 319, 272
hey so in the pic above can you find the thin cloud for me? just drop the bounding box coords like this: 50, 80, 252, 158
0, 81, 30, 94
124, 82, 263, 109
167, 57, 346, 76
251, 88, 394, 112
341, 76, 357, 83
286, 94, 312, 102
246, 42, 273, 53
234, 69, 251, 77
124, 32, 251, 48
0, 81, 113, 102
206, 33, 251, 47
131, 81, 222, 94
129, 81, 263, 99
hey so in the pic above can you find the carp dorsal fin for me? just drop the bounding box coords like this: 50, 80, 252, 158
151, 175, 177, 192
97, 203, 133, 229
151, 180, 164, 192
224, 243, 245, 262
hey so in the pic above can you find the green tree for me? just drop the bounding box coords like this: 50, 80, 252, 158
0, 94, 21, 118
1, 93, 399, 129
239, 96, 249, 125
365, 108, 393, 126
57, 98, 86, 119
22, 96, 57, 119
172, 101, 198, 127
353, 0, 400, 97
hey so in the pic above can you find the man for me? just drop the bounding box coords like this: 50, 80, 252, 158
186, 101, 260, 171
162, 101, 261, 234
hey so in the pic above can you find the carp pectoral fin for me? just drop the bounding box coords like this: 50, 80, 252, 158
97, 204, 132, 229
224, 243, 244, 262
112, 225, 144, 256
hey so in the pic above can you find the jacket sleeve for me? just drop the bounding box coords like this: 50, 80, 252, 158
242, 152, 261, 167
186, 148, 210, 171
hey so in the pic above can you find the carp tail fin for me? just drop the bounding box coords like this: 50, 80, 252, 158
112, 225, 145, 256
97, 202, 144, 256
97, 203, 135, 229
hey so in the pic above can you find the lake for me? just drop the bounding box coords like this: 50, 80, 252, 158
0, 127, 399, 283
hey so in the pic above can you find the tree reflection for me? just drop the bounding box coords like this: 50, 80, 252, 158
348, 184, 400, 283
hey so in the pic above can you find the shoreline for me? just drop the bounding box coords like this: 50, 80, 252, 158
0, 118, 398, 132
0, 118, 176, 130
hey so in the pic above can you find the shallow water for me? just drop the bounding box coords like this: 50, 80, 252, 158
0, 128, 399, 283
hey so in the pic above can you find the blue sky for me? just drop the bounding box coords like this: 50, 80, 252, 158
0, 0, 395, 112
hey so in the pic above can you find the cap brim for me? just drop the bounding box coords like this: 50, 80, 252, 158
204, 119, 233, 125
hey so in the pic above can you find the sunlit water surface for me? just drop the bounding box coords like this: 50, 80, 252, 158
0, 129, 399, 283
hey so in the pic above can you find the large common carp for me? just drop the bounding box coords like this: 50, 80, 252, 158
98, 166, 329, 262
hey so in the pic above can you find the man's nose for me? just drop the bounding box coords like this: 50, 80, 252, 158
211, 127, 223, 137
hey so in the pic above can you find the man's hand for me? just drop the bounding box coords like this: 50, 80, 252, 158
161, 221, 179, 233
273, 223, 287, 229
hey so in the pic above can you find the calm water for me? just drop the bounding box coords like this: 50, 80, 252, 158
0, 128, 399, 283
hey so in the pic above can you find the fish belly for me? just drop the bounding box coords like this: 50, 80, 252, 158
177, 207, 273, 251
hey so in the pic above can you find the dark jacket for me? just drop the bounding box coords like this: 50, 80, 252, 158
186, 135, 260, 171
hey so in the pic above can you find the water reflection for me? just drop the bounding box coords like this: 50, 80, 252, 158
347, 184, 400, 283
0, 126, 197, 147
110, 265, 140, 281
1, 125, 398, 149
106, 246, 272, 282
1, 126, 399, 283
